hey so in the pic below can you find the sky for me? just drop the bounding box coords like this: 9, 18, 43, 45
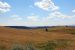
0, 0, 75, 26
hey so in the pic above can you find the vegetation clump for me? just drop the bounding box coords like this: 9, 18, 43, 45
35, 39, 72, 50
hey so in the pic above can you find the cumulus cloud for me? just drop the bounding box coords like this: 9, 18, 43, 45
0, 1, 11, 14
48, 11, 72, 19
34, 0, 73, 19
11, 15, 23, 20
40, 11, 74, 22
1, 0, 74, 26
34, 0, 59, 11
72, 9, 75, 13
10, 14, 39, 22
27, 15, 39, 21
5, 14, 40, 26
2, 13, 75, 26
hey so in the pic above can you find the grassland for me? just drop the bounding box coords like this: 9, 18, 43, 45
0, 26, 75, 50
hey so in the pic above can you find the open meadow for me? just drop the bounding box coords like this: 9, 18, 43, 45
0, 26, 75, 50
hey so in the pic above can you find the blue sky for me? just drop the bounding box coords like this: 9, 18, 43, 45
0, 0, 75, 26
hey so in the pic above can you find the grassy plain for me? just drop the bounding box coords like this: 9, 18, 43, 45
0, 26, 75, 50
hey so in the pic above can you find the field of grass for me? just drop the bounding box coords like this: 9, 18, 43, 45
0, 26, 75, 50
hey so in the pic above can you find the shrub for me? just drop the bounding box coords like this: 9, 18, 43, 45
13, 47, 24, 50
24, 42, 35, 50
35, 39, 72, 50
12, 44, 24, 50
55, 39, 72, 48
44, 41, 57, 50
36, 41, 57, 50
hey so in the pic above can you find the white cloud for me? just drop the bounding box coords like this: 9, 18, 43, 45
1, 13, 75, 26
34, 0, 73, 19
0, 1, 11, 14
41, 11, 74, 21
34, 0, 59, 11
27, 15, 39, 21
48, 11, 72, 19
5, 14, 40, 26
0, 1, 75, 26
11, 15, 23, 20
72, 9, 75, 13
7, 12, 74, 26
72, 9, 75, 18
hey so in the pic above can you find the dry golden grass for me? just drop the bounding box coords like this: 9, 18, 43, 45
0, 26, 75, 50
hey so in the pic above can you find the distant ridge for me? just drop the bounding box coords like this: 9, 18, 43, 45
5, 26, 32, 29
5, 25, 75, 29
5, 26, 51, 29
